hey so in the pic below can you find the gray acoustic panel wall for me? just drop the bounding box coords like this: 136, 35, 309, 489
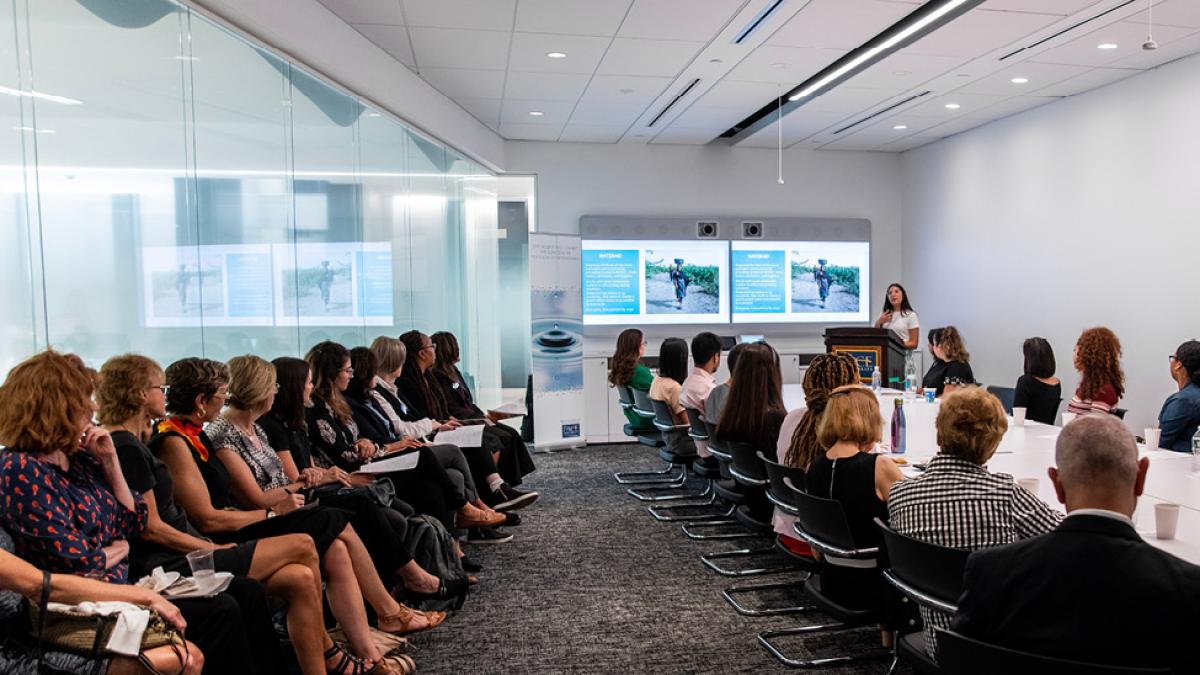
579, 215, 870, 242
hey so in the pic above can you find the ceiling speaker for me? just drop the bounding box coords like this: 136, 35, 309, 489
742, 221, 763, 238
697, 221, 718, 238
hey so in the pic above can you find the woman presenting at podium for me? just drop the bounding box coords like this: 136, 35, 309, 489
874, 283, 919, 350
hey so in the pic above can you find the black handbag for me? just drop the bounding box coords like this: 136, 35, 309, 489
306, 477, 395, 509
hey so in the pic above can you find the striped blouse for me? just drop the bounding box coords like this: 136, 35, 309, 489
1066, 383, 1120, 417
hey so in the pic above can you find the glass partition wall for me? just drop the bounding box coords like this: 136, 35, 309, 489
0, 0, 505, 406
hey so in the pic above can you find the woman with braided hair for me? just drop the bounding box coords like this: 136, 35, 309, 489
772, 353, 861, 547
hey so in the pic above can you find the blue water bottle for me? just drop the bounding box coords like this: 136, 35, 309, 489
891, 398, 906, 454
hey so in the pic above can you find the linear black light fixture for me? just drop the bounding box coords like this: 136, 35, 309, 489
724, 0, 984, 142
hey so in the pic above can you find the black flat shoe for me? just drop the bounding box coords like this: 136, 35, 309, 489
460, 555, 483, 572
403, 576, 469, 600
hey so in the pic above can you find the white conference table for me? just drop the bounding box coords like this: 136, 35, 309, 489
779, 384, 1200, 563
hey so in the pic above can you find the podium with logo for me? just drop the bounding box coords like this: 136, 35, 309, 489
823, 327, 907, 390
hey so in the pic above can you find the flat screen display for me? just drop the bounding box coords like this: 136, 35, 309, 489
730, 240, 869, 324
581, 239, 730, 325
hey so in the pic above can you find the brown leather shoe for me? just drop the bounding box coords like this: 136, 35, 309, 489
456, 503, 505, 529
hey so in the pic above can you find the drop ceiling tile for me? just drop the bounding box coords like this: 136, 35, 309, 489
507, 33, 610, 73
649, 126, 722, 145
819, 135, 895, 151
318, 0, 404, 25
899, 91, 1008, 119
1030, 18, 1193, 67
500, 98, 577, 125
1106, 29, 1200, 68
596, 38, 703, 77
667, 104, 750, 130
515, 0, 633, 36
567, 102, 649, 126
408, 27, 511, 70
559, 124, 629, 142
618, 0, 744, 41
498, 122, 566, 141
454, 97, 501, 126
737, 109, 848, 147
504, 71, 592, 101
419, 68, 506, 99
768, 0, 916, 49
913, 117, 989, 138
803, 85, 899, 114
955, 61, 1089, 96
697, 80, 783, 107
904, 8, 1062, 59
970, 95, 1058, 119
1031, 67, 1140, 96
577, 75, 672, 109
725, 45, 847, 84
353, 24, 416, 67
881, 134, 941, 151
973, 0, 1102, 15
401, 0, 516, 31
1150, 0, 1200, 28
848, 51, 966, 89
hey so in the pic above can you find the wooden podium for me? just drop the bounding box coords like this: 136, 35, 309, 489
823, 327, 908, 390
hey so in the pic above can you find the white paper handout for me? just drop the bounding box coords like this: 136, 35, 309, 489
433, 424, 486, 448
356, 451, 421, 474
489, 399, 528, 417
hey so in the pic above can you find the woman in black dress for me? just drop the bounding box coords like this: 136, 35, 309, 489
924, 326, 975, 397
1013, 337, 1062, 425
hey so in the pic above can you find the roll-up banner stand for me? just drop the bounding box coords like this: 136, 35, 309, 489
529, 233, 585, 450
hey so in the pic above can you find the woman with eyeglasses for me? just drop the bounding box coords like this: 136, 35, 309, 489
97, 353, 373, 675
608, 328, 655, 434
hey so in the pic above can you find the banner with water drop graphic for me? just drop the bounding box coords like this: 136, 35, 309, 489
529, 233, 585, 449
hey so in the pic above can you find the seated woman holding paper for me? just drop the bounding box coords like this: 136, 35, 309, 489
151, 357, 441, 663
0, 350, 263, 675
305, 341, 497, 536
210, 355, 467, 601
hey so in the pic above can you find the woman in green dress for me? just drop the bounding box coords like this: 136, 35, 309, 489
609, 328, 655, 433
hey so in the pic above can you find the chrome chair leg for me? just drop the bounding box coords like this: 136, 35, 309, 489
722, 576, 817, 616
682, 520, 758, 540
758, 625, 892, 669
701, 546, 798, 577
627, 472, 708, 502
614, 462, 681, 484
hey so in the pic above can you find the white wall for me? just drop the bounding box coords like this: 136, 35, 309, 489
901, 53, 1200, 432
506, 141, 904, 355
185, 0, 505, 170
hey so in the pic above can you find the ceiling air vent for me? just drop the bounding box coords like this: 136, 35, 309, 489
999, 0, 1137, 61
647, 78, 701, 128
832, 91, 932, 135
732, 0, 787, 44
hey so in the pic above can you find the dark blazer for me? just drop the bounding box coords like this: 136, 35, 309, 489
430, 368, 484, 420
951, 514, 1200, 673
346, 395, 400, 446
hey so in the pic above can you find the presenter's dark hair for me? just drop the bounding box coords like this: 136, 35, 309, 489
882, 283, 914, 315
715, 343, 785, 444
608, 328, 643, 387
1022, 337, 1056, 379
1175, 340, 1200, 386
658, 338, 689, 385
691, 332, 722, 367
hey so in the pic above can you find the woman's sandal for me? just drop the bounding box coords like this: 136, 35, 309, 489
378, 604, 447, 635
375, 653, 416, 675
325, 642, 373, 675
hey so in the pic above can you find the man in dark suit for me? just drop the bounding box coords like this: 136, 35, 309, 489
951, 415, 1200, 673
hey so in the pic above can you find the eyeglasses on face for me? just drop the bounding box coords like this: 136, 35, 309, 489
149, 385, 170, 394
340, 366, 355, 374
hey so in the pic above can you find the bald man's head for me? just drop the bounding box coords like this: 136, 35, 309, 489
1055, 415, 1138, 495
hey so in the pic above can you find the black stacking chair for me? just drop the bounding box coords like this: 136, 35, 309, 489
627, 398, 704, 502
648, 408, 733, 522
876, 519, 970, 675
984, 385, 1015, 414
613, 385, 673, 485
701, 441, 796, 577
937, 630, 1170, 675
758, 477, 891, 668
681, 421, 756, 541
721, 451, 820, 616
1113, 407, 1128, 420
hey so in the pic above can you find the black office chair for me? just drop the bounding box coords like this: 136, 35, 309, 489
681, 421, 758, 541
613, 385, 674, 485
1113, 407, 1128, 420
702, 441, 797, 577
648, 407, 733, 523
721, 452, 820, 617
876, 519, 970, 675
985, 385, 1015, 414
936, 630, 1171, 675
627, 399, 704, 502
758, 477, 892, 668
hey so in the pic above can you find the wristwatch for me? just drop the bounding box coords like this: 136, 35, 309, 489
265, 507, 276, 519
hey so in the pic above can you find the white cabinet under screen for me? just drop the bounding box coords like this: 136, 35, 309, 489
582, 356, 624, 444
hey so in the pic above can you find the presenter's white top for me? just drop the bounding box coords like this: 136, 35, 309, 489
882, 310, 919, 344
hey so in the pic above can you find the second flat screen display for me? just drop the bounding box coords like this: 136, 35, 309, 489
581, 240, 730, 325
730, 241, 870, 324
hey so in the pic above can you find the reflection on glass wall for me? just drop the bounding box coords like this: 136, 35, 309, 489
0, 0, 504, 404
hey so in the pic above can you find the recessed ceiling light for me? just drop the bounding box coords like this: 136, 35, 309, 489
528, 111, 544, 116
1010, 77, 1029, 84
546, 52, 567, 59
956, 73, 971, 78
709, 58, 724, 64
771, 62, 789, 69
618, 88, 634, 94
367, 112, 381, 117
893, 70, 911, 76
893, 124, 908, 130
1097, 43, 1118, 49
944, 103, 961, 110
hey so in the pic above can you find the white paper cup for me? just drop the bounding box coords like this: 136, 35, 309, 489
1144, 428, 1161, 450
1012, 407, 1026, 426
186, 549, 215, 581
1061, 412, 1077, 426
1017, 478, 1039, 494
1155, 503, 1180, 540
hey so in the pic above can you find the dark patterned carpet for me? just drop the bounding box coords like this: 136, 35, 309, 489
407, 443, 909, 674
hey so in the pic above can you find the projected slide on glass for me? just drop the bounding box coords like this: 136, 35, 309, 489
731, 241, 869, 324
581, 240, 729, 325
141, 242, 393, 327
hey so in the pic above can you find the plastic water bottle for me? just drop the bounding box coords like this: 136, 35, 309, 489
891, 398, 906, 454
871, 366, 882, 394
904, 352, 918, 399
1192, 428, 1200, 471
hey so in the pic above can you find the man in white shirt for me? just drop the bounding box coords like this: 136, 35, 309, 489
679, 332, 721, 464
